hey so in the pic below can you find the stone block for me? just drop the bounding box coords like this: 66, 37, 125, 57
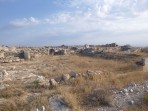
143, 58, 148, 72
24, 51, 31, 59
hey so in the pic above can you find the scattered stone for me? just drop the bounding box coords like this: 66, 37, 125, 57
37, 106, 45, 111
49, 79, 58, 86
129, 100, 134, 105
119, 91, 123, 93
69, 71, 78, 78
121, 45, 130, 51
125, 93, 129, 96
62, 74, 70, 81
55, 76, 62, 83
0, 70, 9, 77
123, 89, 128, 93
105, 43, 118, 47
84, 44, 90, 49
130, 89, 133, 93
3, 70, 9, 76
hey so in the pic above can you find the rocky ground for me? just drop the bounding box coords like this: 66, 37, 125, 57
0, 45, 148, 111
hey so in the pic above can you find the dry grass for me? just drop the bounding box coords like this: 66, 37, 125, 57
0, 92, 51, 111
25, 80, 48, 93
1, 54, 148, 111
22, 94, 51, 111
0, 87, 24, 99
0, 98, 25, 111
56, 86, 81, 110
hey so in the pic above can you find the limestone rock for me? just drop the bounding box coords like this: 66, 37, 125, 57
49, 79, 58, 86
143, 58, 148, 72
129, 100, 134, 105
0, 53, 4, 58
69, 71, 78, 78
123, 89, 128, 93
24, 51, 31, 59
37, 106, 45, 111
62, 74, 70, 81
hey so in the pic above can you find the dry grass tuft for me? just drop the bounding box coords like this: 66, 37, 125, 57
0, 87, 24, 99
56, 86, 81, 110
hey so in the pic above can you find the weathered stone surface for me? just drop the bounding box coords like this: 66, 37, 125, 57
0, 70, 9, 76
55, 50, 67, 55
105, 43, 118, 47
0, 53, 4, 58
9, 47, 16, 52
143, 58, 148, 72
84, 44, 89, 49
3, 70, 9, 76
49, 49, 55, 55
69, 71, 78, 78
62, 74, 70, 81
49, 95, 71, 111
24, 51, 31, 59
49, 79, 58, 86
121, 45, 132, 51
37, 106, 45, 111
80, 48, 95, 56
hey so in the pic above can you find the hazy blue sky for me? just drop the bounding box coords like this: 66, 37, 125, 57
0, 0, 148, 46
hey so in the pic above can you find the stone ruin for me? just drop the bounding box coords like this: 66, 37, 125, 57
20, 50, 31, 59
48, 48, 67, 55
0, 44, 145, 63
135, 58, 148, 72
143, 58, 148, 72
84, 44, 90, 49
104, 43, 118, 47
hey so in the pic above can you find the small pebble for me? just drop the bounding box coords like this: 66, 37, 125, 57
129, 100, 134, 105
123, 89, 128, 93
130, 89, 133, 93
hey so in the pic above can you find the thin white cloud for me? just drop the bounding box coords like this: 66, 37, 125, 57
9, 17, 39, 27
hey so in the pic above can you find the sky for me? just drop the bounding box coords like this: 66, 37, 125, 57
0, 0, 148, 46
